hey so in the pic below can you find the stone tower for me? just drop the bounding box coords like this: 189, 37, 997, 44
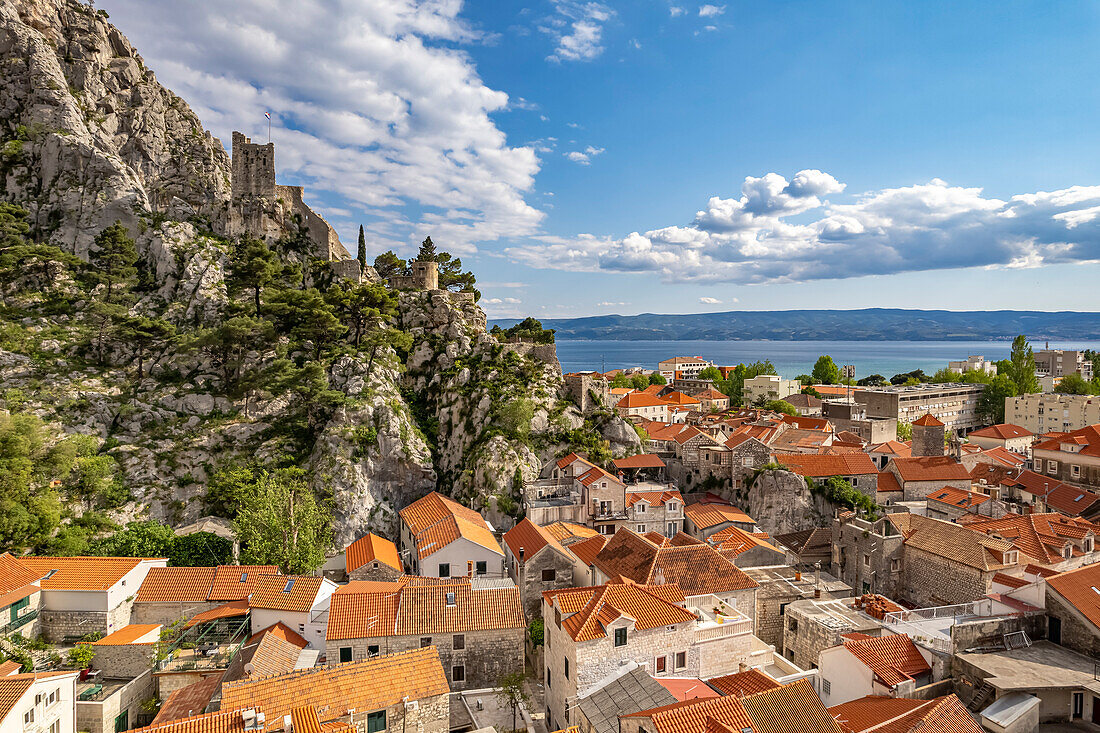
231, 132, 276, 201
911, 413, 945, 457
411, 260, 438, 290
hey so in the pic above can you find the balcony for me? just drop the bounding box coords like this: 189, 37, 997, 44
690, 596, 753, 643
0, 608, 37, 634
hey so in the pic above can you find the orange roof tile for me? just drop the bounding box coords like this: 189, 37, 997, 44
684, 502, 755, 530
345, 534, 402, 574
150, 676, 222, 726
220, 648, 449, 729
543, 522, 598, 543
247, 622, 309, 649
927, 486, 991, 509
1033, 425, 1100, 458
579, 465, 623, 488
695, 388, 729, 400
780, 415, 831, 431
133, 708, 253, 733
623, 692, 756, 733
912, 414, 944, 427
962, 513, 1100, 565
888, 513, 1017, 571
869, 441, 911, 457
326, 577, 524, 640
662, 391, 702, 406
136, 567, 217, 604
740, 678, 844, 733
182, 600, 250, 630
0, 661, 21, 677
92, 624, 161, 645
503, 518, 567, 561
546, 582, 696, 642
0, 553, 40, 597
208, 566, 280, 602
829, 695, 979, 733
19, 556, 155, 591
842, 634, 931, 687
289, 708, 324, 733
707, 669, 781, 697
398, 491, 485, 535
970, 424, 1033, 440
566, 535, 607, 566
992, 572, 1029, 589
877, 472, 902, 495
614, 454, 667, 470
707, 526, 781, 558
889, 456, 971, 483
249, 575, 324, 613
399, 492, 502, 559
618, 393, 672, 409
0, 675, 33, 722
656, 678, 721, 702
627, 490, 684, 508
777, 454, 877, 478
593, 529, 758, 595
1048, 562, 1100, 630
244, 630, 304, 680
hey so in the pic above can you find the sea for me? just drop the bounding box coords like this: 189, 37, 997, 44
554, 339, 1100, 380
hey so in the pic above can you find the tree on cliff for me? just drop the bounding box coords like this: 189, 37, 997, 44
325, 282, 396, 347
230, 237, 280, 317
357, 225, 367, 268
234, 466, 331, 574
88, 221, 138, 303
416, 236, 437, 261
119, 314, 176, 379
436, 252, 478, 297
372, 250, 406, 281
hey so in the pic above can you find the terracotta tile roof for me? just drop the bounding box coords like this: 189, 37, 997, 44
618, 393, 673, 409
781, 415, 831, 431
974, 446, 1028, 469
1048, 562, 1100, 630
707, 525, 781, 558
773, 527, 832, 559
503, 518, 566, 560
927, 487, 990, 510
594, 529, 758, 594
208, 566, 280, 602
344, 533, 402, 574
399, 492, 502, 559
912, 414, 943, 427
0, 675, 33, 721
622, 692, 756, 733
614, 454, 667, 470
0, 661, 21, 677
150, 676, 222, 725
770, 429, 830, 452
247, 622, 309, 649
781, 394, 822, 409
1045, 484, 1100, 517
835, 431, 865, 444
130, 708, 250, 733
673, 427, 716, 446
92, 624, 161, 645
1033, 425, 1100, 457
654, 678, 720, 702
183, 600, 250, 630
220, 647, 449, 729
889, 456, 971, 483
543, 522, 598, 543
0, 554, 39, 609
547, 582, 697, 642
249, 575, 324, 613
684, 502, 755, 529
566, 535, 607, 566
695, 388, 729, 400
326, 577, 523, 640
707, 669, 781, 697
244, 629, 305, 679
888, 513, 1017, 571
398, 491, 486, 535
740, 678, 844, 733
970, 424, 1033, 440
289, 707, 324, 733
961, 513, 1100, 565
875, 472, 902, 494
829, 695, 979, 733
992, 572, 1028, 589
627, 490, 684, 508
842, 634, 931, 687
556, 452, 584, 469
136, 567, 218, 604
578, 465, 623, 489
869, 441, 910, 457
663, 391, 702, 406
776, 454, 877, 478
20, 556, 154, 591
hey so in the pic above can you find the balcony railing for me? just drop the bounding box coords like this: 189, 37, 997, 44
694, 614, 752, 643
0, 609, 38, 635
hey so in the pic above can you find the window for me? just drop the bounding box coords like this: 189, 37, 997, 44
891, 558, 901, 573
614, 628, 627, 647
863, 554, 871, 568
24, 710, 34, 726
675, 652, 686, 670
452, 665, 465, 682
366, 711, 386, 733
438, 563, 450, 577
636, 503, 647, 513
1048, 460, 1058, 475
45, 689, 58, 707
420, 637, 432, 648
1087, 537, 1095, 553
546, 667, 551, 687
239, 572, 248, 583
453, 634, 465, 650
788, 617, 798, 633
298, 624, 305, 634
822, 679, 831, 696
1073, 465, 1081, 478
476, 561, 487, 576
367, 645, 379, 657
541, 569, 556, 582
636, 525, 647, 533
655, 655, 667, 674
50, 720, 60, 733
564, 657, 569, 679
283, 578, 295, 593
339, 647, 353, 663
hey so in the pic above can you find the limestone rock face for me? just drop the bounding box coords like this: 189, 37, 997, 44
0, 0, 231, 256
743, 469, 836, 536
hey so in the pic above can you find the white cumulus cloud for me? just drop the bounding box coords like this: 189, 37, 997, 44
565, 146, 605, 165
503, 170, 1100, 285
544, 1, 615, 62
670, 6, 686, 16
699, 4, 726, 17
698, 297, 722, 304
97, 0, 544, 256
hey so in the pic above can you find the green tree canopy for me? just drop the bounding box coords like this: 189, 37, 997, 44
977, 374, 1018, 424
1003, 335, 1039, 395
229, 237, 281, 316
372, 251, 406, 281
265, 288, 346, 360
811, 355, 841, 385
630, 374, 649, 391
357, 225, 367, 268
857, 374, 887, 387
87, 222, 138, 303
235, 467, 331, 574
649, 373, 667, 386
192, 316, 276, 393
764, 399, 798, 416
416, 236, 437, 262
698, 366, 722, 381
1056, 372, 1095, 395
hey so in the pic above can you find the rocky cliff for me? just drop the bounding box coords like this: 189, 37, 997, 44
0, 0, 640, 550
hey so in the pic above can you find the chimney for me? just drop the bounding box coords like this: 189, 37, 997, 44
519, 546, 525, 563
739, 661, 748, 672
794, 571, 802, 582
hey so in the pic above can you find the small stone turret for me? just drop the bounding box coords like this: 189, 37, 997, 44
389, 259, 438, 290
911, 413, 945, 457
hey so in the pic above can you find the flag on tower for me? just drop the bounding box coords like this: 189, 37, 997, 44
264, 112, 271, 119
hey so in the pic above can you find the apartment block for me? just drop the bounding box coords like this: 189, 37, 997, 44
1006, 393, 1100, 435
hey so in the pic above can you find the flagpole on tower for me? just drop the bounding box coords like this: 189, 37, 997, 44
265, 112, 271, 143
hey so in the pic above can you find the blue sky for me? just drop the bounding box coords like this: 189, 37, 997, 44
98, 0, 1100, 318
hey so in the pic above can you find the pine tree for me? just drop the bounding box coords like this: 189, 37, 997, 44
357, 225, 367, 268
416, 236, 437, 262
229, 237, 281, 317
89, 222, 138, 303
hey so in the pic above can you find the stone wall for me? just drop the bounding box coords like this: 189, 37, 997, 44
563, 374, 610, 413
41, 605, 130, 643
950, 613, 1047, 654
902, 545, 992, 608
347, 562, 404, 583
231, 133, 277, 200
500, 342, 562, 374
326, 629, 523, 691
275, 184, 350, 259
89, 644, 156, 680
831, 518, 904, 599
131, 601, 221, 627
516, 549, 576, 618
77, 671, 154, 733
344, 692, 449, 733
1045, 589, 1099, 658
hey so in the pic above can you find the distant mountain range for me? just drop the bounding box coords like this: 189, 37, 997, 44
489, 309, 1100, 341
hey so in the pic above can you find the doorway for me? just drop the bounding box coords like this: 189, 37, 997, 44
1073, 691, 1084, 719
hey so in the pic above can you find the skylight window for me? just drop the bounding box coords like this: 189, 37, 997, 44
283, 579, 295, 593
240, 572, 248, 583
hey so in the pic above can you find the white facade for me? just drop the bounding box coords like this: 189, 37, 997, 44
743, 375, 800, 404
250, 579, 338, 648
948, 356, 997, 376
1005, 393, 1100, 435
0, 673, 78, 733
411, 537, 505, 579
39, 560, 165, 616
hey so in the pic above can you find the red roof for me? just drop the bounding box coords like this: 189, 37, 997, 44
1033, 424, 1100, 458
776, 453, 877, 477
927, 486, 990, 509
842, 634, 931, 687
544, 582, 697, 642
656, 678, 722, 702
566, 535, 607, 566
345, 533, 402, 573
618, 393, 672, 409
503, 518, 566, 561
1048, 562, 1100, 630
614, 454, 667, 470
829, 695, 980, 733
890, 456, 971, 483
707, 669, 781, 697
781, 415, 831, 431
969, 424, 1033, 440
912, 414, 944, 427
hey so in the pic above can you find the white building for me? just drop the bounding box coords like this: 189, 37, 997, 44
817, 633, 933, 706
248, 574, 338, 648
0, 670, 78, 733
657, 356, 715, 381
948, 355, 997, 376
743, 375, 800, 404
399, 492, 505, 579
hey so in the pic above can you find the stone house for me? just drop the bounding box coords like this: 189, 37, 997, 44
817, 633, 933, 706
321, 533, 403, 583
882, 455, 973, 502
830, 514, 908, 601
672, 428, 723, 472
694, 388, 730, 413
563, 535, 607, 588
80, 625, 159, 733
20, 557, 167, 642
219, 647, 450, 733
780, 596, 886, 670
959, 513, 1100, 572
616, 393, 672, 423
744, 566, 851, 649
968, 424, 1035, 454
324, 576, 524, 690
575, 662, 676, 733
775, 454, 879, 498
503, 519, 577, 617
578, 466, 630, 535
131, 565, 279, 626
781, 393, 823, 416
0, 671, 79, 733
698, 434, 771, 489
591, 529, 759, 622
247, 574, 338, 648
541, 582, 756, 733
705, 526, 786, 568
0, 553, 43, 639
925, 486, 995, 521
1046, 562, 1100, 657
398, 491, 505, 578
1032, 425, 1100, 490
866, 440, 910, 470
626, 490, 684, 538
